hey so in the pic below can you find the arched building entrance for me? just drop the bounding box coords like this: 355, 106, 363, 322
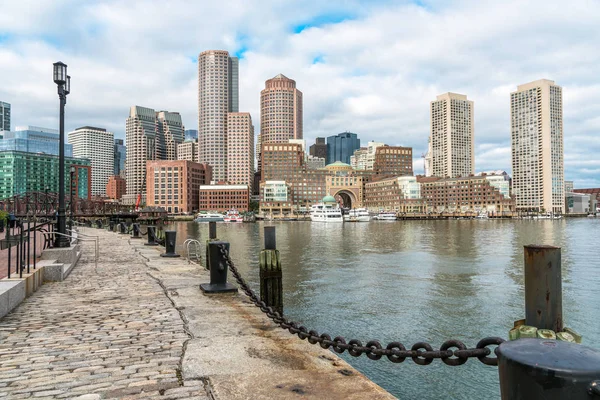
334, 190, 356, 209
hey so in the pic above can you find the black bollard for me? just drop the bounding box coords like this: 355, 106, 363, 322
96, 220, 102, 229
205, 221, 218, 270
200, 241, 237, 293
119, 222, 126, 234
260, 226, 282, 315
160, 231, 180, 257
131, 223, 141, 239
144, 226, 158, 246
108, 221, 114, 231
497, 339, 600, 399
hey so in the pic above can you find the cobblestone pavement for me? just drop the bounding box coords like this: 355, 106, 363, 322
0, 230, 209, 399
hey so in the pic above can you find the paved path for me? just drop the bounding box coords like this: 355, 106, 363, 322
0, 230, 208, 399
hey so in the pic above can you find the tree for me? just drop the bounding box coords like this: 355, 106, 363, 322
249, 200, 259, 213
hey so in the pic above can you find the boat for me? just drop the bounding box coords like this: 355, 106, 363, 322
194, 212, 224, 222
310, 196, 344, 222
476, 213, 489, 220
344, 208, 371, 222
374, 211, 397, 221
224, 209, 244, 223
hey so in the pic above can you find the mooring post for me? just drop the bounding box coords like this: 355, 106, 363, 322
119, 222, 127, 234
524, 245, 563, 332
199, 241, 238, 293
496, 244, 600, 399
259, 226, 283, 315
144, 226, 158, 246
131, 223, 141, 239
160, 231, 180, 258
205, 221, 218, 270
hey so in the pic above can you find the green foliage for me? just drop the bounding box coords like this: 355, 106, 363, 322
249, 200, 259, 213
0, 210, 8, 224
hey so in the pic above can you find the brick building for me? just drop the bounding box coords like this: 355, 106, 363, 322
146, 160, 211, 214
374, 146, 413, 176
106, 175, 126, 200
199, 185, 249, 212
418, 175, 514, 214
364, 176, 426, 213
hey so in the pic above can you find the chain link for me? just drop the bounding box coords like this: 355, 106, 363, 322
218, 244, 504, 366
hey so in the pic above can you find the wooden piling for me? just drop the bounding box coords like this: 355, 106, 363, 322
260, 227, 283, 315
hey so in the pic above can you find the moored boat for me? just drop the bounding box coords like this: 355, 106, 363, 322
310, 196, 343, 223
194, 212, 224, 222
344, 208, 371, 222
374, 211, 397, 221
224, 209, 244, 223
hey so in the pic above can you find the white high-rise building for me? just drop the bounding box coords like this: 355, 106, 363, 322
350, 141, 385, 170
157, 111, 184, 160
68, 126, 114, 196
177, 140, 197, 162
0, 101, 10, 132
429, 92, 474, 178
510, 79, 564, 214
197, 50, 238, 182
226, 112, 254, 190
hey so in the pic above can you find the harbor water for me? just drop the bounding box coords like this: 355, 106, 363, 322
172, 218, 600, 399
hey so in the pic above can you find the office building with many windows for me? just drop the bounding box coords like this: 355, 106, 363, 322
0, 150, 91, 200
114, 139, 126, 177
510, 79, 564, 214
68, 126, 114, 196
0, 126, 72, 156
429, 92, 474, 178
177, 140, 198, 162
326, 132, 360, 164
226, 112, 254, 189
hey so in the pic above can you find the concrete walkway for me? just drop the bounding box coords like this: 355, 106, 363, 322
0, 228, 394, 399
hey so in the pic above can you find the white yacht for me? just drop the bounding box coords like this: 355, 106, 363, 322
344, 208, 371, 222
375, 211, 397, 221
310, 196, 344, 223
194, 212, 224, 222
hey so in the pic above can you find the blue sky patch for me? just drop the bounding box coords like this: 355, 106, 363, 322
312, 54, 325, 64
292, 13, 356, 34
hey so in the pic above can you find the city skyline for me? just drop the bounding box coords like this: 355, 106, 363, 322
0, 1, 599, 187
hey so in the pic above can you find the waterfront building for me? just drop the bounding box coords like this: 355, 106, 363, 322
226, 112, 254, 189
184, 129, 198, 141
260, 74, 303, 144
0, 150, 91, 199
124, 106, 184, 205
114, 139, 126, 177
68, 126, 114, 196
566, 192, 593, 213
199, 185, 249, 212
198, 50, 239, 182
327, 132, 360, 164
351, 142, 385, 170
0, 101, 10, 131
573, 188, 600, 212
259, 180, 293, 217
364, 176, 426, 213
511, 79, 564, 214
146, 160, 212, 214
177, 140, 197, 162
475, 171, 511, 198
429, 92, 474, 178
418, 175, 514, 214
157, 111, 184, 161
326, 162, 365, 208
106, 175, 126, 200
309, 137, 327, 159
0, 126, 73, 156
306, 155, 325, 170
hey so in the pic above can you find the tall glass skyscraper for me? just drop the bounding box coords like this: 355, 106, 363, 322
326, 132, 360, 165
114, 139, 126, 176
0, 126, 73, 156
184, 129, 198, 141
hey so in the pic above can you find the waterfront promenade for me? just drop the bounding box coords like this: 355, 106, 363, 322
0, 228, 393, 399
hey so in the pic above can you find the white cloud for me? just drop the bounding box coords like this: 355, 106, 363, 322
0, 0, 599, 187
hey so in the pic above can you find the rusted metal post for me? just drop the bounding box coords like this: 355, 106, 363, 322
260, 226, 283, 315
524, 245, 563, 332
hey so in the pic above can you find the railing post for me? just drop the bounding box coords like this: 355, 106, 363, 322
205, 221, 218, 270
200, 241, 237, 293
160, 231, 180, 258
524, 245, 562, 332
260, 226, 283, 315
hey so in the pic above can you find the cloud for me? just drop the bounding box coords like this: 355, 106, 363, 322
0, 0, 599, 187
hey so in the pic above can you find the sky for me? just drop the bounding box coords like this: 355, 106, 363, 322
0, 0, 599, 187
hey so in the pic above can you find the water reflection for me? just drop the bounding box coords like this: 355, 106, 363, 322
171, 219, 600, 400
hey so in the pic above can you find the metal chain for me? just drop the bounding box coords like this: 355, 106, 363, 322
217, 244, 504, 366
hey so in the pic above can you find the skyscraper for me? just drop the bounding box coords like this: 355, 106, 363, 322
0, 102, 10, 131
0, 126, 72, 156
510, 79, 564, 214
157, 111, 184, 160
260, 74, 303, 144
184, 129, 198, 141
197, 50, 239, 182
124, 106, 184, 204
114, 139, 126, 177
227, 113, 254, 189
326, 132, 360, 164
68, 126, 114, 196
309, 137, 327, 159
429, 92, 474, 178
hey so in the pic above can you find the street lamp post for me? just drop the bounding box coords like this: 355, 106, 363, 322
53, 62, 71, 248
